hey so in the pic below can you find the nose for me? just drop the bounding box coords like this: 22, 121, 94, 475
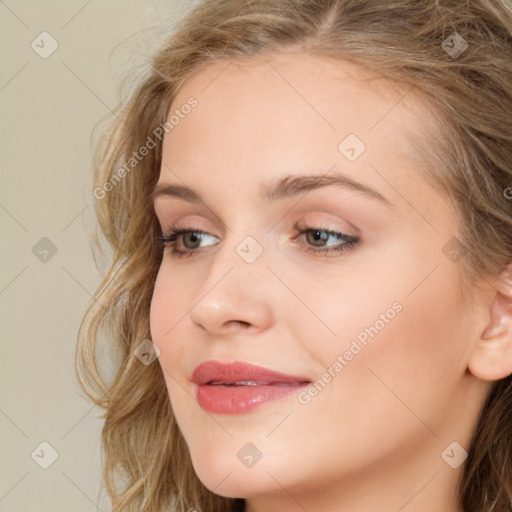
188, 237, 274, 337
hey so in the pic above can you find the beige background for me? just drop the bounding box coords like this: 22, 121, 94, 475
0, 1, 188, 510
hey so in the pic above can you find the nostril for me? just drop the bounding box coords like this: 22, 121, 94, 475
226, 320, 251, 328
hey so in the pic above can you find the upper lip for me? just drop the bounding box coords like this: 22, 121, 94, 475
191, 360, 311, 385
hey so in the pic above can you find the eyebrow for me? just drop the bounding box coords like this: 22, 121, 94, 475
152, 171, 392, 207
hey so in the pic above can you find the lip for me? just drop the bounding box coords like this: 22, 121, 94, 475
192, 360, 311, 414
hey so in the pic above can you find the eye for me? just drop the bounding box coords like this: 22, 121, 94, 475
157, 222, 360, 259
159, 226, 219, 258
292, 222, 360, 257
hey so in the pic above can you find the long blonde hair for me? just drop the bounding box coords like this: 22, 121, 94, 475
77, 1, 512, 510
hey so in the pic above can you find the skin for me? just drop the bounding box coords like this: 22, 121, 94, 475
149, 52, 505, 512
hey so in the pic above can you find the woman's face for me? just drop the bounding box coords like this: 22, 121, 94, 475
150, 52, 491, 510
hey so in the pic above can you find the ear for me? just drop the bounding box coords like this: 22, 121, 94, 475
468, 263, 512, 381
467, 263, 512, 381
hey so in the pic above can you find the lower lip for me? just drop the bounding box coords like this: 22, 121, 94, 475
196, 383, 309, 414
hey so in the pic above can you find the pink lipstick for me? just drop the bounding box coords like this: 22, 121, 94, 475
192, 360, 311, 414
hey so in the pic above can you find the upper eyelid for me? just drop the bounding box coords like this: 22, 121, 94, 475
154, 208, 229, 234
155, 210, 360, 234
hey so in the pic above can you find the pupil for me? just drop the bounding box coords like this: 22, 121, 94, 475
186, 232, 200, 248
309, 230, 328, 247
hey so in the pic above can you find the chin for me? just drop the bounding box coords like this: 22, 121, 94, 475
190, 458, 272, 498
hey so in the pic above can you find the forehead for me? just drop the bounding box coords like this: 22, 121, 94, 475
170, 51, 422, 127
160, 52, 430, 198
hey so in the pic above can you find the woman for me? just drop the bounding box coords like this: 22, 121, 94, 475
77, 1, 512, 511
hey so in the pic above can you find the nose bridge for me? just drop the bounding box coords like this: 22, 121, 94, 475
200, 228, 268, 296
188, 227, 272, 333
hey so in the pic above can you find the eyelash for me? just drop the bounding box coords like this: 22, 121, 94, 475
158, 223, 360, 259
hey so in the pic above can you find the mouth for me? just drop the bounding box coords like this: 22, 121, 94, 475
206, 380, 308, 386
192, 360, 311, 386
192, 360, 312, 414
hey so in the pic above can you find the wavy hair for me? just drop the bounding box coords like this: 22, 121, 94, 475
76, 1, 512, 511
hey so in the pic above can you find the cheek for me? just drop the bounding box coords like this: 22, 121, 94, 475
287, 234, 467, 376
306, 259, 467, 440
149, 268, 196, 435
149, 266, 190, 372
282, 243, 468, 430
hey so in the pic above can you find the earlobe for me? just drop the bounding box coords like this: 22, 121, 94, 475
468, 263, 512, 381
